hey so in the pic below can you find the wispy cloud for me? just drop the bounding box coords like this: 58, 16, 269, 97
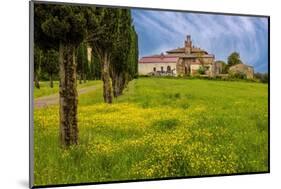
132, 9, 268, 72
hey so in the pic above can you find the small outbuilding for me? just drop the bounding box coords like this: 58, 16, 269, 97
228, 63, 254, 79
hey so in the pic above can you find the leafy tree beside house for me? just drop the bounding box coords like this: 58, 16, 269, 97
227, 52, 242, 67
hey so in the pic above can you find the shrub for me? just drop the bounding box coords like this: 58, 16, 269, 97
254, 72, 268, 83
174, 93, 181, 99
230, 72, 247, 79
197, 66, 206, 75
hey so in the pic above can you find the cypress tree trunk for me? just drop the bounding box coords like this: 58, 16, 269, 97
50, 73, 53, 88
79, 73, 82, 84
112, 72, 127, 98
83, 73, 86, 83
59, 42, 78, 147
34, 50, 41, 89
101, 52, 113, 103
112, 73, 119, 98
117, 74, 123, 97
34, 73, 40, 89
119, 73, 127, 96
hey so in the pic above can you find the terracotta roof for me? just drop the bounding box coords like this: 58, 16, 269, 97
180, 54, 214, 58
139, 54, 178, 64
166, 46, 208, 54
166, 47, 185, 53
191, 47, 208, 54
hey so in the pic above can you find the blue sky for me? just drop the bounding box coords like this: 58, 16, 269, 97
132, 9, 269, 73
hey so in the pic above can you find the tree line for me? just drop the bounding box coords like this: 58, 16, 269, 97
34, 4, 138, 147
34, 42, 102, 88
215, 52, 243, 74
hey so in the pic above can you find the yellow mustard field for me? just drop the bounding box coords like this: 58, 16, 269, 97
33, 78, 268, 186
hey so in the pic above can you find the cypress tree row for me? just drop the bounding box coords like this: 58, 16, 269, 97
86, 7, 121, 103
34, 4, 139, 146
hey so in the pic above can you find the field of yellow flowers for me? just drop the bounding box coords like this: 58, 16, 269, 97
33, 78, 268, 186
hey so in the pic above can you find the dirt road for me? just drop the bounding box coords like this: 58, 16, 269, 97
34, 85, 99, 108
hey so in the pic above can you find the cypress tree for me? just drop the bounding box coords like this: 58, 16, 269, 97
34, 3, 87, 147
86, 7, 121, 103
41, 49, 59, 88
111, 9, 132, 97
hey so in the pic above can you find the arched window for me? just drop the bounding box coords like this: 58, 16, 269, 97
167, 66, 171, 73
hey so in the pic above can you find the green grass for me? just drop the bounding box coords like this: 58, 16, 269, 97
33, 78, 268, 186
34, 80, 101, 98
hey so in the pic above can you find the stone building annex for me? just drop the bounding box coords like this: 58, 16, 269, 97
138, 35, 222, 77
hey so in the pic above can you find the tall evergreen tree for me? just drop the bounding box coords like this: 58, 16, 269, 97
86, 7, 121, 103
34, 3, 87, 147
130, 26, 139, 79
111, 9, 132, 97
41, 49, 59, 88
133, 28, 139, 77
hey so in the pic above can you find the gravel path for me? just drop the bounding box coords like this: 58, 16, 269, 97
34, 85, 99, 108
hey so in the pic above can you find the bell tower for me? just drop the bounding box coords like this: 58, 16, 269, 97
184, 35, 192, 54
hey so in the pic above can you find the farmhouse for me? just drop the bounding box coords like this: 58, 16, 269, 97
138, 35, 221, 77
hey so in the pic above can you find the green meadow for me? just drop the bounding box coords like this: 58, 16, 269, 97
33, 78, 268, 186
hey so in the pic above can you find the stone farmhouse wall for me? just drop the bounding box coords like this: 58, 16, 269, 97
138, 62, 177, 75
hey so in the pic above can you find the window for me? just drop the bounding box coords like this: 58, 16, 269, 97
153, 67, 156, 72
161, 66, 163, 72
185, 66, 188, 74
